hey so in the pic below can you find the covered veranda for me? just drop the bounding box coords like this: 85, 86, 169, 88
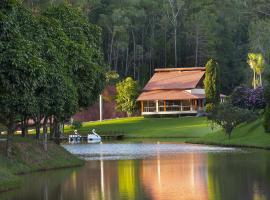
137, 90, 205, 115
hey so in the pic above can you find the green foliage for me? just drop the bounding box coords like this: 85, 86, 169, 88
0, 1, 106, 156
205, 103, 214, 113
115, 77, 138, 116
263, 105, 270, 133
106, 71, 120, 85
204, 59, 220, 111
71, 121, 83, 130
208, 102, 257, 139
247, 53, 265, 88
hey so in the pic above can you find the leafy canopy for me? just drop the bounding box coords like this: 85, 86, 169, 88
115, 77, 138, 116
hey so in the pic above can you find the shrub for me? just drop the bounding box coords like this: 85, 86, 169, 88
205, 103, 214, 113
71, 121, 82, 130
208, 102, 257, 139
231, 86, 265, 110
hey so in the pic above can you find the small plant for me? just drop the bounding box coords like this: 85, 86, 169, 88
71, 121, 82, 130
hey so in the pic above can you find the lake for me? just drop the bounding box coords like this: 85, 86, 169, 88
1, 141, 270, 200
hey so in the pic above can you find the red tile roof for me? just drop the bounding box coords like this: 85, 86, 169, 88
137, 90, 205, 101
143, 67, 205, 91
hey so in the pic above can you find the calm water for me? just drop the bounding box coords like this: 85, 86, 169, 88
1, 141, 270, 200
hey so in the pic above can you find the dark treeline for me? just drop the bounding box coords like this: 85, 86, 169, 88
24, 0, 270, 94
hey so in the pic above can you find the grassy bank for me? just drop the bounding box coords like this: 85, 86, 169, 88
188, 119, 270, 149
0, 138, 84, 192
65, 117, 213, 138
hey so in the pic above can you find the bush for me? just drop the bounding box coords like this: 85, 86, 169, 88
71, 121, 82, 130
263, 105, 270, 133
231, 86, 265, 110
205, 103, 214, 113
208, 102, 257, 139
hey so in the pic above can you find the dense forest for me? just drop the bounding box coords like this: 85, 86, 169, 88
23, 0, 270, 94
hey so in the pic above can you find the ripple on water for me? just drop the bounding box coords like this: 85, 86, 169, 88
62, 143, 239, 161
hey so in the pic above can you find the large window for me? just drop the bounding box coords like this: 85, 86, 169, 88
165, 100, 181, 111
143, 101, 156, 112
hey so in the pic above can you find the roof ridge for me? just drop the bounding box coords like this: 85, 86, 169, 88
155, 67, 205, 72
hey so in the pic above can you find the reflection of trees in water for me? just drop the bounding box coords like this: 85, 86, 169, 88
0, 168, 76, 200
207, 152, 270, 200
2, 151, 270, 200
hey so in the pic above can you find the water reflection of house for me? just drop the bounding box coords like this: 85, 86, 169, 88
140, 154, 209, 200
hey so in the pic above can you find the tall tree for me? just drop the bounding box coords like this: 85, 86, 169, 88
204, 59, 220, 112
0, 0, 46, 157
247, 53, 265, 88
166, 0, 184, 67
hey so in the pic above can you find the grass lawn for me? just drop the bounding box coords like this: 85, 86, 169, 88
188, 119, 270, 149
65, 116, 213, 138
0, 138, 84, 192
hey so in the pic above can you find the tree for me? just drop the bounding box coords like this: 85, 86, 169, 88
0, 0, 46, 157
115, 77, 138, 117
42, 3, 106, 143
166, 0, 184, 67
204, 59, 220, 112
247, 53, 265, 88
208, 102, 257, 139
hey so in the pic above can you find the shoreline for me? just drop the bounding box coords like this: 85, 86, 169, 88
0, 140, 84, 193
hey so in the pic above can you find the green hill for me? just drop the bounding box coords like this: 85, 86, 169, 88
189, 119, 270, 149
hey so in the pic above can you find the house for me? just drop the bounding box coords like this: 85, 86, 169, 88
137, 67, 224, 116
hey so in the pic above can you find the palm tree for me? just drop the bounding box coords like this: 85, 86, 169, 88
247, 53, 257, 89
247, 53, 265, 89
255, 53, 265, 87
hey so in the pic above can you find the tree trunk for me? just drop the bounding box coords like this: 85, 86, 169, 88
21, 117, 28, 137
195, 28, 199, 67
253, 70, 256, 89
6, 121, 15, 158
174, 26, 177, 67
43, 117, 48, 152
54, 120, 60, 145
49, 116, 54, 140
164, 30, 167, 67
109, 32, 115, 69
132, 29, 136, 79
35, 122, 40, 140
125, 47, 129, 76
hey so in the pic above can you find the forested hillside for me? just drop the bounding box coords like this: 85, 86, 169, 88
24, 0, 270, 94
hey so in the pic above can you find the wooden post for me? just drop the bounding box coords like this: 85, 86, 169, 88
156, 100, 159, 112
99, 94, 103, 122
195, 99, 197, 110
141, 101, 144, 113
164, 101, 166, 112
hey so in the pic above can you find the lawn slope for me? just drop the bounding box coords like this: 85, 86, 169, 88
189, 119, 270, 149
0, 139, 84, 192
66, 117, 213, 138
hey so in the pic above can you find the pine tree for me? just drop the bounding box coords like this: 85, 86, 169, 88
204, 59, 221, 112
